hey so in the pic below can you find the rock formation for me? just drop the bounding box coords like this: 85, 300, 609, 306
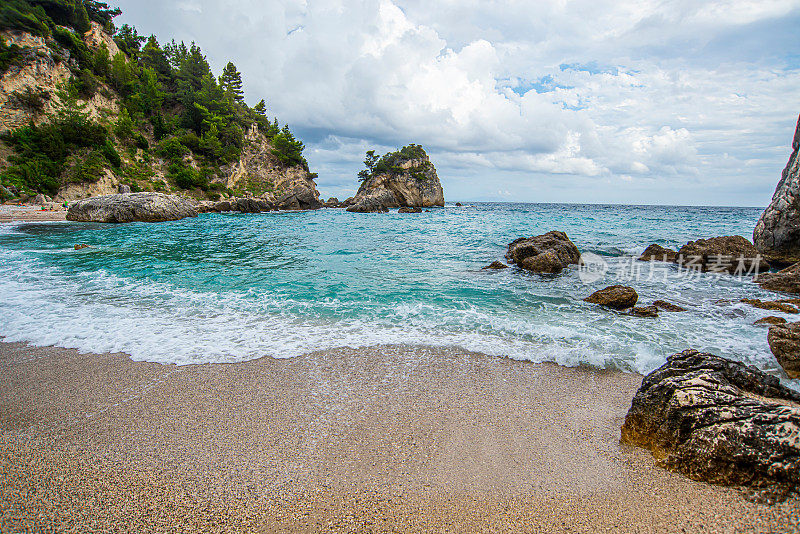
347, 145, 444, 213
638, 244, 678, 262
628, 305, 659, 318
755, 261, 800, 294
67, 193, 198, 223
755, 316, 787, 326
754, 115, 800, 266
505, 231, 581, 274
584, 285, 639, 310
767, 322, 800, 378
652, 300, 687, 312
483, 261, 509, 270
676, 236, 768, 273
621, 349, 800, 502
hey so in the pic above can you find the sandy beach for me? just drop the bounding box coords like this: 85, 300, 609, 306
0, 205, 67, 223
0, 341, 796, 533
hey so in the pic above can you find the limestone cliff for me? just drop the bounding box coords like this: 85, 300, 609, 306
754, 115, 800, 266
346, 145, 444, 213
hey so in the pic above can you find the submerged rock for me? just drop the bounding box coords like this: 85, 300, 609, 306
740, 298, 799, 314
67, 193, 197, 223
398, 206, 423, 213
584, 285, 638, 310
768, 322, 800, 379
629, 305, 659, 318
638, 244, 678, 262
754, 115, 800, 266
755, 316, 787, 326
652, 300, 687, 312
74, 244, 90, 250
676, 236, 768, 274
506, 231, 581, 274
621, 349, 800, 502
482, 261, 509, 270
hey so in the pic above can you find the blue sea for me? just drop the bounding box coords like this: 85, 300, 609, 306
0, 203, 795, 381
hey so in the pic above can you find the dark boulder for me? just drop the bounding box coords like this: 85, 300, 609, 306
66, 193, 197, 223
755, 316, 787, 326
482, 261, 509, 270
676, 236, 769, 274
117, 184, 132, 194
398, 206, 423, 213
653, 300, 687, 312
275, 186, 322, 210
768, 322, 800, 379
505, 231, 581, 274
584, 285, 638, 310
755, 262, 800, 294
621, 349, 800, 502
629, 305, 659, 318
638, 244, 678, 262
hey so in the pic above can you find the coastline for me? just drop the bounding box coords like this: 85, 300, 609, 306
0, 205, 67, 223
1, 341, 796, 532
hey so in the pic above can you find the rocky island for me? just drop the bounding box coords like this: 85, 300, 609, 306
345, 144, 444, 212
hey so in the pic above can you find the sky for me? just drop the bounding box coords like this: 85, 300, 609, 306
114, 0, 800, 206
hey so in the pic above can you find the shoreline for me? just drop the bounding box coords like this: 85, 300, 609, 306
1, 341, 797, 532
0, 205, 67, 223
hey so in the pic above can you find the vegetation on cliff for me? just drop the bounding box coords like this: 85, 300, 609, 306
0, 0, 309, 201
358, 144, 431, 182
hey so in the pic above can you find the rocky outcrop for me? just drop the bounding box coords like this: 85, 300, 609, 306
638, 244, 678, 262
768, 322, 800, 379
398, 206, 423, 213
66, 193, 197, 223
220, 126, 321, 210
676, 236, 768, 273
323, 197, 341, 208
483, 261, 509, 270
754, 115, 800, 266
740, 298, 799, 314
629, 305, 658, 318
347, 145, 443, 213
505, 231, 581, 274
652, 300, 687, 312
755, 316, 787, 326
621, 349, 800, 502
755, 261, 800, 294
584, 285, 639, 310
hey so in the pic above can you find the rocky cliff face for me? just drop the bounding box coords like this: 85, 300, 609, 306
754, 115, 800, 266
347, 147, 444, 213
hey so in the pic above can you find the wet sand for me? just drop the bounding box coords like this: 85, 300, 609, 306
0, 205, 67, 223
0, 342, 797, 532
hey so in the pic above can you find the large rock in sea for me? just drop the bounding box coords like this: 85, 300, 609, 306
621, 349, 800, 502
347, 144, 444, 213
676, 235, 768, 273
767, 322, 800, 379
638, 243, 678, 262
506, 231, 581, 274
756, 261, 800, 294
584, 285, 639, 310
66, 193, 197, 223
754, 115, 800, 266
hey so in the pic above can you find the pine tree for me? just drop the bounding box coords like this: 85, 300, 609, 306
219, 62, 244, 103
253, 99, 267, 116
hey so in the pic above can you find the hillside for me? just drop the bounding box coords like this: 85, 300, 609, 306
0, 0, 320, 208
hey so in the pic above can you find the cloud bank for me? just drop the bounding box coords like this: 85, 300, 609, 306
117, 0, 800, 205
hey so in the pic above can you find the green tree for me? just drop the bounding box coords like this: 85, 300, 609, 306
114, 23, 145, 56
219, 61, 244, 103
253, 99, 267, 116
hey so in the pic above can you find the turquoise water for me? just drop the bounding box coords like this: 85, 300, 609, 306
0, 203, 794, 379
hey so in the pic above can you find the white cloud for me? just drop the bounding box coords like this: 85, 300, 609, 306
116, 0, 800, 205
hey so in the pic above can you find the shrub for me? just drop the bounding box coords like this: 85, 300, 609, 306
9, 87, 50, 111
156, 136, 188, 162
0, 36, 27, 74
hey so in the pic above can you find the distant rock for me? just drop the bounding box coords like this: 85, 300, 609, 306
456, 202, 463, 206
584, 285, 638, 310
638, 244, 678, 262
323, 197, 341, 208
740, 298, 799, 314
74, 244, 90, 250
621, 349, 800, 502
754, 115, 800, 266
629, 305, 659, 318
482, 261, 509, 270
274, 185, 322, 210
66, 193, 197, 223
677, 236, 768, 274
506, 231, 581, 274
347, 144, 444, 213
398, 206, 422, 213
653, 300, 687, 312
32, 193, 46, 205
755, 316, 787, 326
118, 184, 132, 194
768, 322, 800, 378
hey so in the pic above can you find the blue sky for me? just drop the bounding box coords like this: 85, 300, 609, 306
116, 0, 800, 206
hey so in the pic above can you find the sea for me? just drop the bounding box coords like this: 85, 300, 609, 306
1, 202, 796, 383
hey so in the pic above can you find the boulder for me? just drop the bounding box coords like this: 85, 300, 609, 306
755, 316, 787, 326
676, 236, 769, 274
235, 197, 273, 213
346, 189, 394, 213
740, 298, 799, 314
398, 206, 422, 213
455, 202, 463, 206
274, 185, 322, 210
32, 193, 46, 205
584, 285, 638, 310
638, 244, 678, 262
482, 261, 509, 270
767, 322, 800, 378
652, 300, 687, 312
505, 231, 581, 274
66, 193, 198, 223
754, 115, 800, 266
74, 244, 90, 250
755, 261, 800, 294
629, 305, 659, 318
621, 349, 800, 502
323, 197, 341, 208
118, 184, 132, 194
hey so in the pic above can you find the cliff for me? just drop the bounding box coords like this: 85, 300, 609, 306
346, 144, 444, 213
0, 9, 320, 208
754, 115, 800, 266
